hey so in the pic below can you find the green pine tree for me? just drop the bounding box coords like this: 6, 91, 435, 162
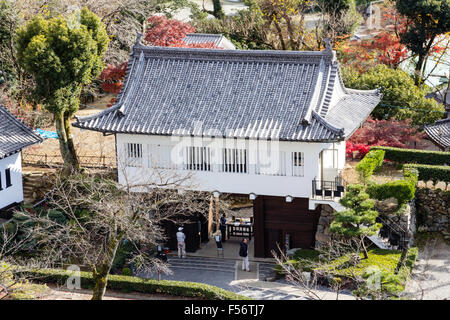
329, 184, 382, 259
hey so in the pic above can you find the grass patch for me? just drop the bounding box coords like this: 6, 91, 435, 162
275, 249, 321, 274
316, 248, 402, 278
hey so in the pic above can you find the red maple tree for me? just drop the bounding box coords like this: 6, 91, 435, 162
338, 5, 446, 72
346, 117, 426, 159
100, 15, 220, 105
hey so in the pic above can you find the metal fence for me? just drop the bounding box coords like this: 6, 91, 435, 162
22, 152, 116, 169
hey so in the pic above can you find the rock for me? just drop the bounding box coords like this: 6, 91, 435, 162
375, 197, 399, 212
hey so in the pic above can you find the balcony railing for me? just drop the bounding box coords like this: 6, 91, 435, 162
312, 177, 345, 200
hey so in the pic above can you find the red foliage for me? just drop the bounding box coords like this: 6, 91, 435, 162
144, 15, 220, 49
339, 6, 446, 72
99, 15, 221, 107
346, 117, 426, 159
99, 62, 128, 94
144, 15, 195, 47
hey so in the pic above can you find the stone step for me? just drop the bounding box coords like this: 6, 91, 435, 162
168, 258, 235, 268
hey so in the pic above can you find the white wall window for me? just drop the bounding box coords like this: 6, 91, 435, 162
184, 146, 211, 171
221, 148, 248, 173
291, 152, 304, 177
125, 143, 143, 167
148, 144, 174, 169
256, 150, 287, 176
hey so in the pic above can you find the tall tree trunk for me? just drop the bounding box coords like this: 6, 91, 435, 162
91, 237, 121, 300
273, 20, 286, 50
361, 235, 368, 259
64, 112, 80, 171
212, 0, 224, 19
55, 112, 80, 173
414, 54, 425, 87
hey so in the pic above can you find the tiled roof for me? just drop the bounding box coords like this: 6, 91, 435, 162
0, 104, 43, 159
184, 33, 236, 50
73, 41, 381, 142
424, 118, 450, 149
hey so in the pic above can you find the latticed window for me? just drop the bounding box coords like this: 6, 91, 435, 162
291, 152, 304, 177
125, 143, 143, 167
183, 146, 211, 171
221, 148, 248, 173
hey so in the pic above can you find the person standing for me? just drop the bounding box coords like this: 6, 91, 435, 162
220, 213, 227, 242
239, 238, 250, 271
176, 227, 186, 259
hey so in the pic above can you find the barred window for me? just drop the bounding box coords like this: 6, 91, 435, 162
184, 146, 211, 171
221, 148, 248, 173
126, 143, 143, 167
291, 152, 304, 177
5, 168, 12, 188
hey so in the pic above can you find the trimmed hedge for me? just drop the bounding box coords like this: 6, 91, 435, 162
370, 146, 450, 165
366, 179, 416, 207
404, 164, 450, 185
16, 268, 250, 300
356, 149, 385, 183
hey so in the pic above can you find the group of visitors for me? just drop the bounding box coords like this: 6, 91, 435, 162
175, 213, 251, 271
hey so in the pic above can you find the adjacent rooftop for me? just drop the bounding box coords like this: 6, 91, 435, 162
0, 104, 43, 159
424, 118, 450, 150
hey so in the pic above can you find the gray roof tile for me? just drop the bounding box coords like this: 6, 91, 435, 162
184, 33, 236, 50
424, 118, 450, 149
0, 104, 43, 159
73, 43, 381, 142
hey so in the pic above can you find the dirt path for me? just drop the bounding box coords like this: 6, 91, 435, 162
25, 95, 116, 163
404, 238, 450, 300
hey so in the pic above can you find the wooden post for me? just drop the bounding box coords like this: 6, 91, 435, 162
215, 196, 220, 233
208, 195, 214, 237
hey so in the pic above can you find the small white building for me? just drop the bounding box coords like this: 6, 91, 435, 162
0, 104, 43, 211
74, 37, 381, 256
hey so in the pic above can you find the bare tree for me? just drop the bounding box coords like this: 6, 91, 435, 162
272, 239, 366, 300
313, 0, 362, 47
6, 165, 214, 300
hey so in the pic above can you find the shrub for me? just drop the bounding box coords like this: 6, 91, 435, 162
396, 247, 419, 285
121, 268, 132, 276
366, 179, 416, 208
404, 164, 450, 185
16, 268, 249, 300
370, 146, 450, 166
355, 149, 385, 183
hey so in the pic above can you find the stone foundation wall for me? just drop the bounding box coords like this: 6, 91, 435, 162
315, 204, 334, 249
314, 200, 415, 249
415, 188, 450, 232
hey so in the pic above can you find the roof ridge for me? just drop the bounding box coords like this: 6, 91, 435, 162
132, 44, 334, 63
185, 33, 223, 37
311, 110, 344, 136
